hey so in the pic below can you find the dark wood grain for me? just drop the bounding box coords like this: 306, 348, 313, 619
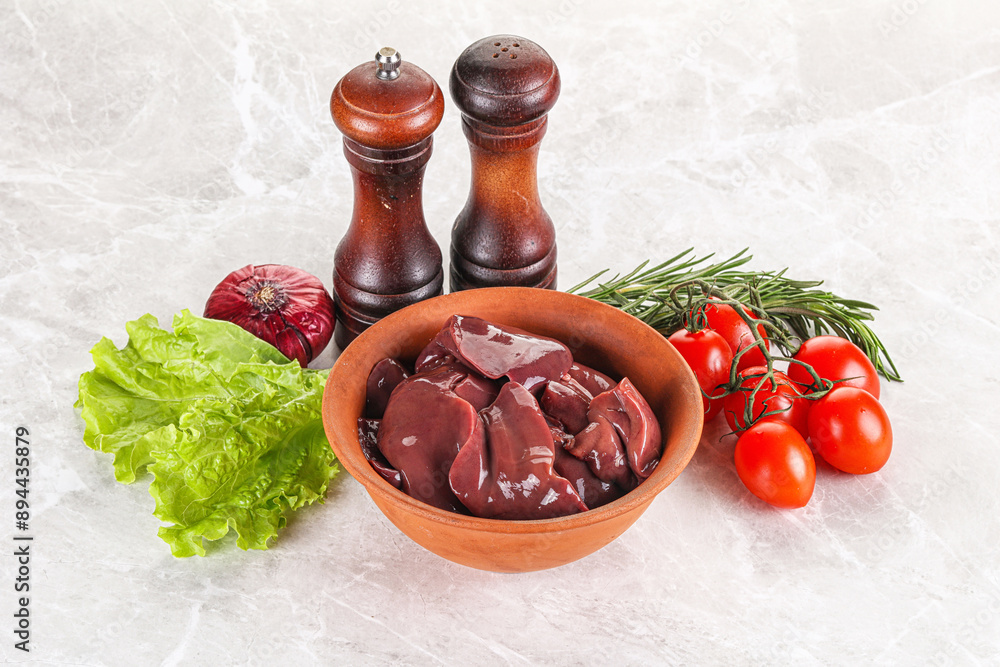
449, 35, 561, 291
330, 56, 445, 348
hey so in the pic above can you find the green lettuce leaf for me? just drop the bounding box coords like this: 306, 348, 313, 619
75, 310, 338, 557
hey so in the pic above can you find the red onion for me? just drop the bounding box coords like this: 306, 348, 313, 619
204, 264, 336, 366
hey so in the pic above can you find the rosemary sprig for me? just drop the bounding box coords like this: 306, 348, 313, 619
568, 248, 901, 382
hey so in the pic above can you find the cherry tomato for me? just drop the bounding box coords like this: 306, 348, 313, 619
723, 366, 809, 437
807, 386, 891, 474
735, 421, 816, 508
787, 335, 880, 399
668, 329, 733, 420
703, 301, 770, 371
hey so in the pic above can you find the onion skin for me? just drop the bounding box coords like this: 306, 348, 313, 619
204, 264, 336, 366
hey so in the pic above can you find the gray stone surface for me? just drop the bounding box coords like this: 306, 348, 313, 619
2, 0, 999, 663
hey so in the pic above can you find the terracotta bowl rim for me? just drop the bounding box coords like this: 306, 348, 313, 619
321, 287, 702, 535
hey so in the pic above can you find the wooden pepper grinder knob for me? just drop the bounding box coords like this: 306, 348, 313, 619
330, 47, 445, 348
449, 35, 561, 292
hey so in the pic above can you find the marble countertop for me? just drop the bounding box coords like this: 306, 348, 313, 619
3, 0, 999, 664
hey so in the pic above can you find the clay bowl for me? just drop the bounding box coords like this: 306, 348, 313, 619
322, 287, 702, 572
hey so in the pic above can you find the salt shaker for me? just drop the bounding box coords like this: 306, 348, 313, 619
330, 47, 445, 348
449, 35, 561, 291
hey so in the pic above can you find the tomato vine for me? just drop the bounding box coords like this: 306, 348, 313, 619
569, 248, 901, 382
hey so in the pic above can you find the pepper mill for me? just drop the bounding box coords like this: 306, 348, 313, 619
449, 35, 561, 292
330, 47, 445, 348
